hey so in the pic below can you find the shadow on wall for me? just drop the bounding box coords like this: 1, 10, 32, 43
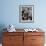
0, 24, 7, 43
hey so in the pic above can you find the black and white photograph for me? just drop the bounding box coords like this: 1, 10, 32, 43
19, 5, 34, 23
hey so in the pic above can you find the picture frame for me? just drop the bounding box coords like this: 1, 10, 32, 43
19, 5, 34, 23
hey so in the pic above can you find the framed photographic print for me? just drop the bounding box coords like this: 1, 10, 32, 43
19, 5, 34, 23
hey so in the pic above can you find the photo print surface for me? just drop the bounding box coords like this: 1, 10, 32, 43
19, 5, 34, 23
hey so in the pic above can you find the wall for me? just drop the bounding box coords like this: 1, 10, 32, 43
0, 0, 46, 43
0, 0, 46, 29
